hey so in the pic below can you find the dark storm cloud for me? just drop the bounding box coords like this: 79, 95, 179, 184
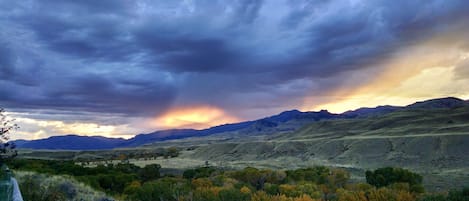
135, 32, 239, 72
275, 0, 466, 78
1, 0, 469, 120
15, 7, 136, 62
1, 73, 177, 115
42, 0, 134, 14
0, 42, 16, 79
159, 39, 237, 73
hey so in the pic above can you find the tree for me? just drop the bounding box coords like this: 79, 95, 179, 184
286, 166, 329, 184
447, 187, 469, 201
218, 188, 250, 201
183, 167, 217, 179
365, 167, 423, 193
167, 147, 180, 158
0, 108, 19, 164
129, 178, 190, 201
138, 164, 161, 182
230, 167, 277, 190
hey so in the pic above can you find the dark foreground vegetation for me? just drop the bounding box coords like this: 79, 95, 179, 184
7, 159, 469, 201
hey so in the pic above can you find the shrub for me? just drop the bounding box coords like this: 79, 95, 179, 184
138, 164, 161, 182
286, 167, 329, 184
366, 167, 423, 193
16, 171, 113, 201
264, 183, 280, 195
129, 177, 190, 201
183, 167, 217, 179
219, 188, 250, 201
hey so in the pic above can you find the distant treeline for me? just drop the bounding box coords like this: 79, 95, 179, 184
7, 159, 469, 201
19, 146, 181, 162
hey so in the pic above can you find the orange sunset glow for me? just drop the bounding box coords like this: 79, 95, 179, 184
304, 30, 469, 113
151, 106, 240, 130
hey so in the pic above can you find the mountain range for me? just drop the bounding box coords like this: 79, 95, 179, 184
13, 97, 468, 150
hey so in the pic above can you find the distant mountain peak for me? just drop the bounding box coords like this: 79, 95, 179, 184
318, 109, 331, 114
407, 97, 466, 109
420, 97, 463, 102
277, 109, 302, 116
342, 105, 401, 118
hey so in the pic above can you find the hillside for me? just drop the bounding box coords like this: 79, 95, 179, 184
180, 98, 469, 189
15, 135, 127, 150
189, 104, 469, 165
15, 97, 467, 150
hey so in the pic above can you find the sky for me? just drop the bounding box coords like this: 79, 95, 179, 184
1, 0, 469, 140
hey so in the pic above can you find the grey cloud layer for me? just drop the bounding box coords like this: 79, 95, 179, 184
1, 0, 469, 120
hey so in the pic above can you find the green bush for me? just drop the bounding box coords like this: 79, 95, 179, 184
183, 167, 217, 179
218, 188, 250, 201
447, 187, 469, 201
286, 166, 329, 184
16, 171, 112, 201
129, 178, 190, 201
13, 159, 469, 201
8, 159, 162, 195
366, 167, 423, 193
264, 183, 280, 195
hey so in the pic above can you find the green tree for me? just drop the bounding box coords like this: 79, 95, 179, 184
138, 164, 161, 182
0, 108, 19, 163
218, 188, 250, 201
286, 166, 329, 184
130, 178, 190, 201
230, 167, 277, 190
167, 147, 180, 158
183, 167, 217, 179
447, 187, 469, 201
366, 167, 423, 193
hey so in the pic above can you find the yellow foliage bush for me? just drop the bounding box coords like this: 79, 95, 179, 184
367, 187, 416, 201
251, 191, 271, 201
280, 184, 298, 197
192, 178, 213, 189
241, 186, 252, 194
270, 194, 292, 201
396, 190, 415, 201
337, 188, 367, 201
345, 183, 373, 192
222, 177, 238, 189
292, 194, 316, 201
